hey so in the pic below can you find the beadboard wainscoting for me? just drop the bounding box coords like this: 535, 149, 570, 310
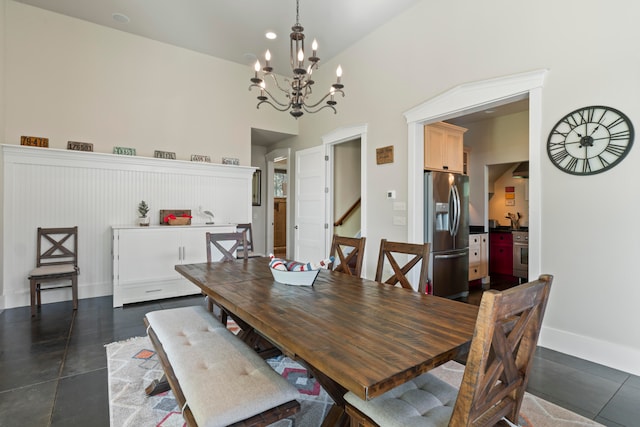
1, 144, 254, 309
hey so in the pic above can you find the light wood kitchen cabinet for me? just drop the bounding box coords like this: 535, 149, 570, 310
424, 122, 467, 173
463, 147, 470, 175
469, 233, 488, 281
112, 224, 236, 307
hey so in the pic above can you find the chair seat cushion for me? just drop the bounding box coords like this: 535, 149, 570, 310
29, 264, 77, 278
344, 372, 458, 427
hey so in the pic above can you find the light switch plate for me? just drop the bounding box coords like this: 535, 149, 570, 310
393, 216, 406, 226
393, 202, 406, 211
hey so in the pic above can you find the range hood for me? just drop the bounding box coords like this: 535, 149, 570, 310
512, 161, 529, 178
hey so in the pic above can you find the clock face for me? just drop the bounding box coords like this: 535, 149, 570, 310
547, 106, 634, 175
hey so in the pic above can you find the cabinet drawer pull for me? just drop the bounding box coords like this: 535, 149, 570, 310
145, 289, 163, 293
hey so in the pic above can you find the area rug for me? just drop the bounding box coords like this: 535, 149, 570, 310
106, 336, 602, 427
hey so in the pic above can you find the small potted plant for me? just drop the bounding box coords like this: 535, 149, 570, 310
138, 200, 150, 226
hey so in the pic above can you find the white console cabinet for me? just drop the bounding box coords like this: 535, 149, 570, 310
112, 224, 236, 307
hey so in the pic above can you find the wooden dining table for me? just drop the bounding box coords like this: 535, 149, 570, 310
176, 257, 479, 427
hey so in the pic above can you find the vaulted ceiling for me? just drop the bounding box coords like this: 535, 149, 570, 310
14, 0, 423, 73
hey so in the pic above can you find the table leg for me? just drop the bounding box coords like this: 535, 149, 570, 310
304, 362, 351, 427
321, 405, 350, 427
229, 313, 282, 359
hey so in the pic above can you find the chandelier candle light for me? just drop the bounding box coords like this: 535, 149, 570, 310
249, 0, 345, 119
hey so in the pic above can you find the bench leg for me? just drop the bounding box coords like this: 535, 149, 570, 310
145, 373, 171, 396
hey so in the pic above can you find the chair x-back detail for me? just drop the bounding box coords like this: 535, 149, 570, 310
451, 274, 553, 426
28, 226, 79, 316
205, 231, 248, 324
375, 239, 430, 293
344, 274, 554, 427
235, 223, 263, 258
328, 234, 366, 278
206, 231, 248, 263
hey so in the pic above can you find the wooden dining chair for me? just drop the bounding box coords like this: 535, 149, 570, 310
328, 234, 366, 278
235, 223, 263, 258
374, 239, 430, 293
206, 231, 248, 263
205, 231, 248, 324
345, 274, 553, 427
28, 226, 79, 316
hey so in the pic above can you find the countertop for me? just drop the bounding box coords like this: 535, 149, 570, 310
111, 223, 235, 230
469, 225, 486, 234
490, 226, 528, 233
469, 225, 528, 234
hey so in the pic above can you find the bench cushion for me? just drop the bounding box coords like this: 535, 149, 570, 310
146, 306, 299, 427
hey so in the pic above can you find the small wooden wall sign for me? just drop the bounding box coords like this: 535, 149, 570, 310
21, 136, 49, 147
376, 145, 394, 165
113, 146, 136, 155
222, 157, 240, 165
191, 154, 211, 162
154, 150, 176, 160
67, 141, 94, 152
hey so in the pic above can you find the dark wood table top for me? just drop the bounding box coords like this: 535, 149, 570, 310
176, 257, 478, 401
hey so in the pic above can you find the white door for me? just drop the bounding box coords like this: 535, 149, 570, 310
294, 145, 326, 263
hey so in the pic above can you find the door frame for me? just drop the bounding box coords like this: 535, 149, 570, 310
404, 69, 547, 281
322, 124, 368, 275
266, 147, 291, 257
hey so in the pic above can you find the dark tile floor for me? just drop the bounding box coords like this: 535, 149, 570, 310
1, 284, 638, 427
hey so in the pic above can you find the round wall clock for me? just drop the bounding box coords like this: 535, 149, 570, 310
547, 105, 634, 175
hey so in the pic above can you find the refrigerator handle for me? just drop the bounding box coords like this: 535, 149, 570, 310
434, 251, 467, 260
448, 186, 455, 236
450, 184, 460, 237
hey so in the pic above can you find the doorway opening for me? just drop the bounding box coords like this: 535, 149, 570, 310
251, 128, 294, 258
405, 69, 547, 284
331, 138, 361, 240
266, 147, 291, 258
273, 162, 288, 258
321, 124, 368, 273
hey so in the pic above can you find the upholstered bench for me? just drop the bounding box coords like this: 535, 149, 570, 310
144, 305, 300, 427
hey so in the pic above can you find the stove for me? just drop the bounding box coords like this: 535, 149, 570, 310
512, 230, 528, 279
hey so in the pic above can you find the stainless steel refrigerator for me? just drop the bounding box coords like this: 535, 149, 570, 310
424, 171, 469, 299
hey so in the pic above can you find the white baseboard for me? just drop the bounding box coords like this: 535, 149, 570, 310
539, 325, 640, 376
2, 282, 113, 309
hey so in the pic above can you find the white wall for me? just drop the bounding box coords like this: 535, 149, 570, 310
251, 144, 267, 254
0, 0, 297, 304
3, 145, 254, 308
3, 1, 296, 158
280, 0, 640, 374
0, 1, 5, 300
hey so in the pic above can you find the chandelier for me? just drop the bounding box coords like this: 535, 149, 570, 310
248, 0, 345, 119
